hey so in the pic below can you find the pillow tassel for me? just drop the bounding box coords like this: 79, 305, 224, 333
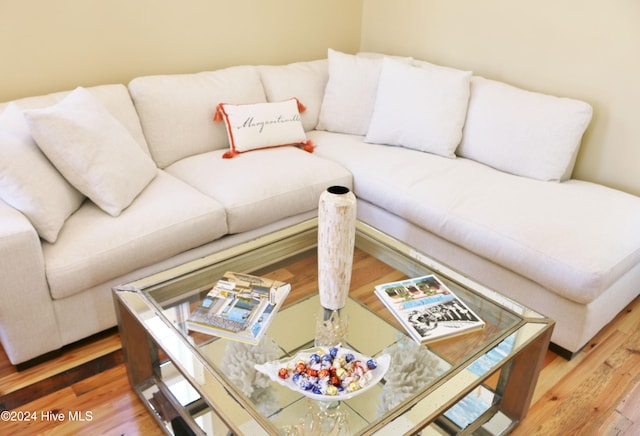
295, 98, 307, 113
300, 140, 315, 153
213, 104, 224, 122
222, 149, 240, 159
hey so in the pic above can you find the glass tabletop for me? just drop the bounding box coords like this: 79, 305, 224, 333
114, 218, 553, 435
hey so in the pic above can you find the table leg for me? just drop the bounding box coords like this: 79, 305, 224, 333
115, 297, 158, 387
499, 325, 553, 420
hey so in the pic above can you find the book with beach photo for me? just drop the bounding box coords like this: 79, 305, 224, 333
374, 274, 484, 343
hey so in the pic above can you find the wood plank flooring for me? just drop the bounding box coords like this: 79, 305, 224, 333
511, 294, 640, 436
0, 249, 638, 435
0, 331, 162, 435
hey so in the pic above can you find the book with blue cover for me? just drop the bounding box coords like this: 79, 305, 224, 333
186, 271, 291, 344
375, 274, 484, 343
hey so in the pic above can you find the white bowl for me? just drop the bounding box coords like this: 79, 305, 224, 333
255, 346, 391, 401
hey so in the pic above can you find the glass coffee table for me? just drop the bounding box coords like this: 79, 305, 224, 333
113, 218, 553, 435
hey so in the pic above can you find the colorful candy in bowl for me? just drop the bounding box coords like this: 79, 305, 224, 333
255, 346, 390, 401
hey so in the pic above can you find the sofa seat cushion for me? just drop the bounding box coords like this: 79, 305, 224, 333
165, 147, 353, 234
308, 130, 448, 194
43, 171, 228, 300
309, 130, 640, 305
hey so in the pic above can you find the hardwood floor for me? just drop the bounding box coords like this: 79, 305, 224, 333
511, 294, 640, 436
0, 331, 162, 435
0, 249, 638, 435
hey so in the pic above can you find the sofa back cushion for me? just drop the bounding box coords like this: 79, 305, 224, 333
259, 59, 328, 131
1, 84, 150, 154
129, 66, 266, 168
457, 76, 593, 181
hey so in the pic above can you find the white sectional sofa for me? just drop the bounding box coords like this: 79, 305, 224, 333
1, 49, 639, 366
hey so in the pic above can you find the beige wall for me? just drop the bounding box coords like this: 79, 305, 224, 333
0, 0, 362, 101
3, 0, 637, 195
362, 0, 640, 195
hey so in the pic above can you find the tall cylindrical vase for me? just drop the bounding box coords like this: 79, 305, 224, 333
317, 185, 357, 316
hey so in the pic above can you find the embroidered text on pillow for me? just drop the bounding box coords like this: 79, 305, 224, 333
213, 98, 314, 158
213, 98, 307, 123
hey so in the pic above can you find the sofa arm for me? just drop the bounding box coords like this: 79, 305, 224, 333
0, 200, 62, 365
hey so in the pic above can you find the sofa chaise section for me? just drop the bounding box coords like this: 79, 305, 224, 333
310, 130, 640, 355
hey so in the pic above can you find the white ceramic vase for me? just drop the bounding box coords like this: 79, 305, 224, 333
317, 186, 357, 313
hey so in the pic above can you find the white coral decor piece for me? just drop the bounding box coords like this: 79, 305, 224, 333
220, 336, 281, 415
377, 336, 450, 416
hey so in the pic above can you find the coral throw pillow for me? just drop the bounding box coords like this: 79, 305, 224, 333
214, 98, 314, 158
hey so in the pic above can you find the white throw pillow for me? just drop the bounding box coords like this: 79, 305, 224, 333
365, 58, 472, 158
0, 103, 84, 243
316, 49, 386, 135
457, 77, 593, 181
214, 98, 313, 158
24, 87, 158, 216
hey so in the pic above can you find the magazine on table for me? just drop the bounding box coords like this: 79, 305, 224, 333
186, 271, 291, 345
374, 274, 484, 343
